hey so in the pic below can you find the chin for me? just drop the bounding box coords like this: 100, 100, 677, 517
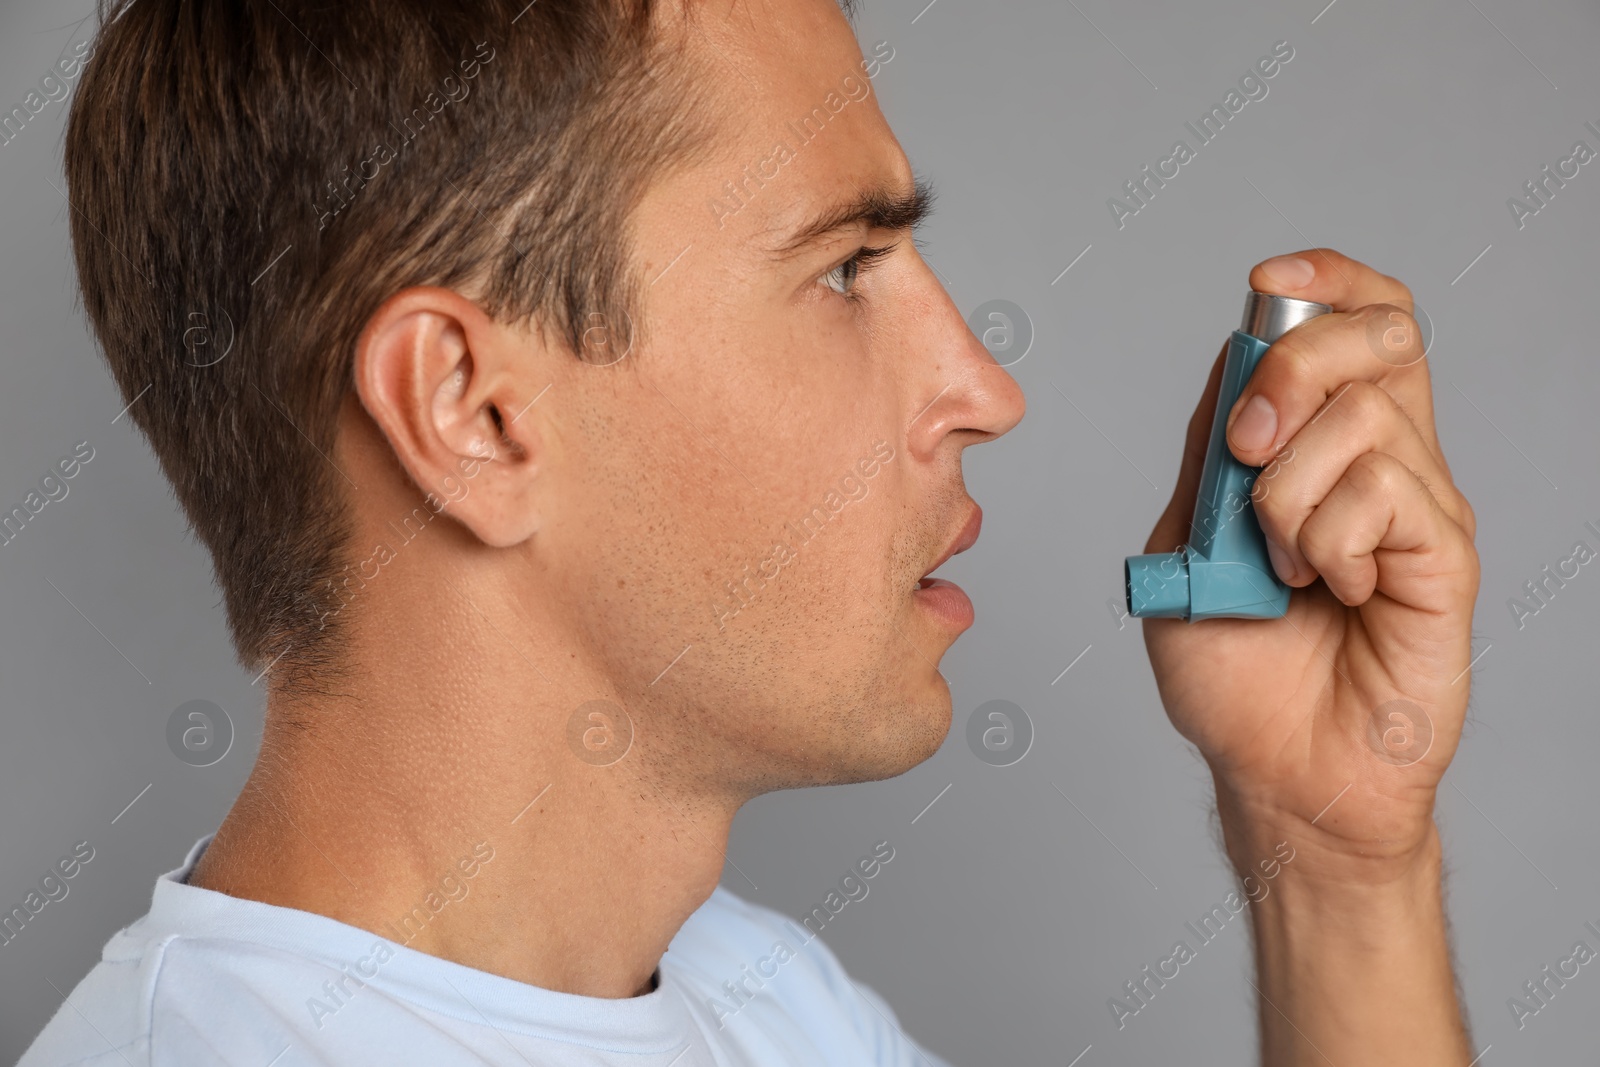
814, 691, 953, 787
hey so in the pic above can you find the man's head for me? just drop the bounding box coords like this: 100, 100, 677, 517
66, 0, 1024, 800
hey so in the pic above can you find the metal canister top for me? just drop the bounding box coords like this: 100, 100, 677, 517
1240, 291, 1333, 345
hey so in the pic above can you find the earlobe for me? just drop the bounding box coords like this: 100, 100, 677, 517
353, 287, 545, 549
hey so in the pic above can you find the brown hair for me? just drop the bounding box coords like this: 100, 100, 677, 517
64, 0, 728, 695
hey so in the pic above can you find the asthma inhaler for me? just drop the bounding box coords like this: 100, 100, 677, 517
1124, 291, 1332, 621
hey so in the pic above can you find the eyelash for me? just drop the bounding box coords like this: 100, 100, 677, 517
820, 243, 897, 304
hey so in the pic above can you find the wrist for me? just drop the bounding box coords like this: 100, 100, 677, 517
1213, 771, 1442, 902
1243, 827, 1446, 949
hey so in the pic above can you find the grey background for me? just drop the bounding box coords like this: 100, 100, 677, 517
2, 0, 1597, 1062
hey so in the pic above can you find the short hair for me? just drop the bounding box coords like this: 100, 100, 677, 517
64, 0, 721, 695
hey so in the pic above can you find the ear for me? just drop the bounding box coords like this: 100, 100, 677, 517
353, 287, 549, 548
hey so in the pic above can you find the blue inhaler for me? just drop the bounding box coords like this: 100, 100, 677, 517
1125, 290, 1332, 621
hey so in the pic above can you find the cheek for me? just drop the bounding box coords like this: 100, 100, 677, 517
551, 313, 909, 681
537, 392, 765, 680
550, 403, 716, 594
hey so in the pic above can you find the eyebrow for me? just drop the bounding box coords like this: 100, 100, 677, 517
768, 177, 936, 257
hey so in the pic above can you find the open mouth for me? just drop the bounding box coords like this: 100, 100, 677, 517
910, 505, 982, 632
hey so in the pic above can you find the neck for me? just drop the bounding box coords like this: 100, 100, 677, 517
189, 597, 738, 999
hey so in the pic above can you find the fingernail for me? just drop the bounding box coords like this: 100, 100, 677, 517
1260, 255, 1315, 290
1266, 539, 1295, 582
1231, 394, 1277, 452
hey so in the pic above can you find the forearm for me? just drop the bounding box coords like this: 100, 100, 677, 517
1217, 787, 1472, 1066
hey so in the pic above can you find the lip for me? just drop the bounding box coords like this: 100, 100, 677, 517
919, 503, 982, 583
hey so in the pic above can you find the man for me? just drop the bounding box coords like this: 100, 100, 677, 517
25, 0, 1480, 1063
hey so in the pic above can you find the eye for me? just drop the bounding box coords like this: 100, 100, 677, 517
819, 243, 896, 301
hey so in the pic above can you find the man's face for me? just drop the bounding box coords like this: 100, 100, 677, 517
533, 0, 1025, 797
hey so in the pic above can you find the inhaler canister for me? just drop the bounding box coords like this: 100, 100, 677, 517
1124, 290, 1333, 621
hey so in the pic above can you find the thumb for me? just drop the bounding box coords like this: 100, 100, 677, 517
1144, 341, 1227, 555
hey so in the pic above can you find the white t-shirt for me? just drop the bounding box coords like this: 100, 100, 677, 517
21, 835, 952, 1067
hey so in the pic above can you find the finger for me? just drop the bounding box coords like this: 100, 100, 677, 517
1250, 380, 1468, 584
1239, 247, 1441, 461
1225, 303, 1446, 473
1145, 341, 1226, 556
1295, 450, 1478, 614
1248, 247, 1413, 317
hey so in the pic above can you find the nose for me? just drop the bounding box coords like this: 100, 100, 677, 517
904, 272, 1027, 461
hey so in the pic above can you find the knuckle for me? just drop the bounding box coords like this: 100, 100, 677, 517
1386, 275, 1416, 307
1457, 494, 1478, 540
1435, 538, 1481, 608
1362, 303, 1422, 364
1464, 542, 1483, 591
1252, 488, 1288, 531
1265, 332, 1317, 387
1296, 510, 1340, 566
1345, 449, 1402, 496
1252, 485, 1303, 547
1252, 445, 1299, 503
1340, 379, 1393, 424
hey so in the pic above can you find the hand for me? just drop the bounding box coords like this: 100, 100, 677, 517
1142, 249, 1480, 878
